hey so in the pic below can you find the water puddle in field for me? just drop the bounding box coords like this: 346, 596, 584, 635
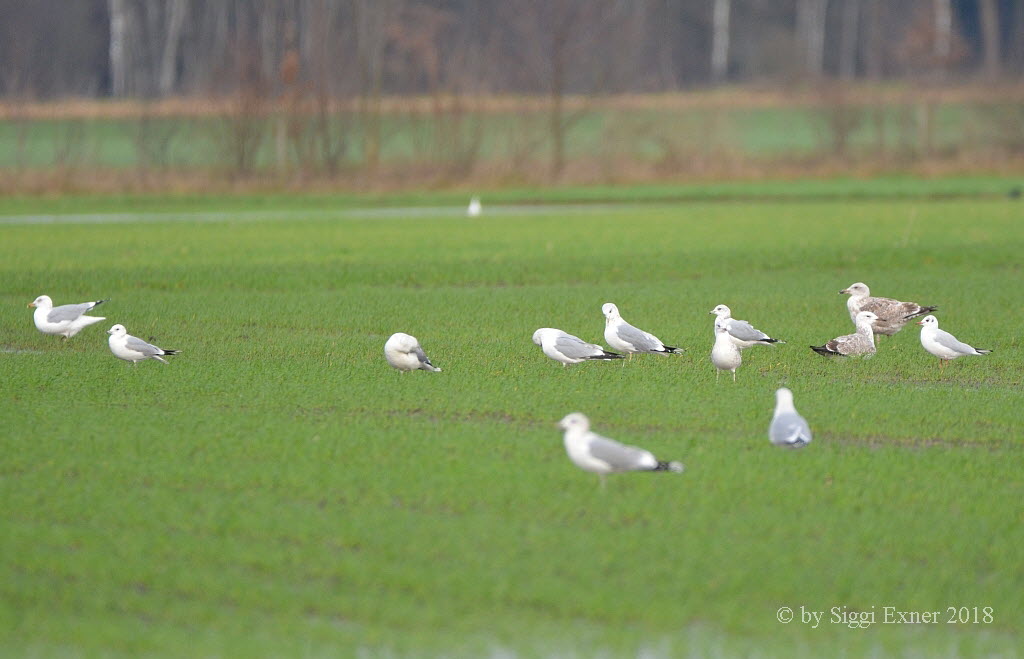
0, 203, 637, 226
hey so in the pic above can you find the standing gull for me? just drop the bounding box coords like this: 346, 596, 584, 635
557, 412, 683, 487
709, 304, 784, 349
28, 295, 107, 339
840, 282, 936, 336
384, 332, 442, 373
532, 328, 623, 366
602, 302, 683, 358
917, 315, 991, 370
711, 317, 742, 381
107, 324, 180, 365
466, 196, 482, 217
810, 310, 878, 357
769, 388, 812, 449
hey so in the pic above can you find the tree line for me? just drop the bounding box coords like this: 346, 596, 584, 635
1, 0, 1022, 100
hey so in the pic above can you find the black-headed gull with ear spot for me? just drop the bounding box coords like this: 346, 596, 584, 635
107, 324, 180, 365
602, 302, 683, 359
532, 328, 623, 366
384, 332, 442, 372
769, 388, 812, 448
917, 315, 991, 371
557, 412, 683, 488
840, 282, 936, 336
29, 295, 107, 339
709, 304, 784, 349
811, 311, 878, 357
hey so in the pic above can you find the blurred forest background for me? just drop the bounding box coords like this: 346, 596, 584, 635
1, 0, 1022, 192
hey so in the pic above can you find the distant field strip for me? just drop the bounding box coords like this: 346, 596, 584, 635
0, 204, 643, 225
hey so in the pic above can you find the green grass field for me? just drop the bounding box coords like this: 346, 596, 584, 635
1, 184, 1022, 656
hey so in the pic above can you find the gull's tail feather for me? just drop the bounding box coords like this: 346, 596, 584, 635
655, 461, 684, 473
903, 305, 938, 320
589, 351, 624, 360
163, 349, 181, 356
661, 345, 685, 354
810, 344, 840, 357
976, 349, 992, 356
761, 338, 785, 345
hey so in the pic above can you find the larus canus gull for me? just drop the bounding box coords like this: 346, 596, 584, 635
840, 282, 936, 336
602, 303, 683, 358
385, 332, 442, 372
917, 315, 991, 370
466, 197, 482, 217
709, 304, 784, 349
711, 317, 742, 381
811, 310, 878, 357
107, 324, 180, 365
557, 412, 683, 487
532, 328, 622, 366
29, 295, 107, 339
769, 388, 812, 448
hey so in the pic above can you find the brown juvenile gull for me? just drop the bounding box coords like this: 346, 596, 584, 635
839, 282, 936, 336
810, 310, 878, 357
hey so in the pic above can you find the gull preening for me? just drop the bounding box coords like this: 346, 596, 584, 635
711, 317, 742, 381
709, 304, 784, 349
557, 412, 683, 487
602, 302, 683, 358
840, 282, 936, 336
384, 332, 442, 373
467, 197, 482, 217
769, 388, 812, 448
532, 328, 623, 366
917, 315, 991, 370
811, 310, 878, 357
28, 295, 107, 339
107, 324, 180, 365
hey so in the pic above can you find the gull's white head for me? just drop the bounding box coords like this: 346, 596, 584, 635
532, 328, 553, 346
917, 315, 939, 328
107, 324, 127, 337
775, 387, 795, 406
710, 304, 731, 318
854, 310, 879, 327
28, 295, 52, 309
558, 412, 590, 432
841, 282, 870, 297
601, 303, 620, 319
386, 332, 418, 351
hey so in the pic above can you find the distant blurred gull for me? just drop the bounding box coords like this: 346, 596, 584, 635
602, 302, 683, 358
769, 388, 812, 449
840, 282, 936, 336
709, 304, 784, 349
467, 197, 482, 217
811, 311, 878, 357
557, 412, 683, 487
917, 315, 991, 371
29, 294, 106, 339
107, 324, 180, 365
532, 328, 623, 366
385, 332, 442, 372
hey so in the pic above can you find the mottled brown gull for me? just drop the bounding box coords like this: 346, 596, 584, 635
840, 282, 936, 336
811, 310, 878, 357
